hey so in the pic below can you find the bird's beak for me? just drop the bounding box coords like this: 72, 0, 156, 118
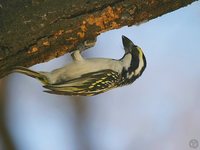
122, 35, 136, 53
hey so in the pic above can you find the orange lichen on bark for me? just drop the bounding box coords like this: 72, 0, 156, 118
53, 45, 69, 57
50, 6, 122, 44
81, 21, 87, 32
42, 41, 50, 46
86, 6, 121, 31
65, 29, 73, 34
77, 32, 85, 38
28, 47, 38, 54
75, 21, 87, 38
65, 37, 77, 41
140, 12, 152, 20
111, 22, 119, 28
54, 29, 65, 38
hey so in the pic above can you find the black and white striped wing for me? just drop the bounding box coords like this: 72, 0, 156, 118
43, 69, 120, 96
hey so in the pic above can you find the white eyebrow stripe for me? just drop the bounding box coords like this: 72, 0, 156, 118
134, 48, 145, 76
128, 48, 144, 78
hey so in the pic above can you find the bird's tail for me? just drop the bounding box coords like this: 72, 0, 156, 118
11, 66, 49, 84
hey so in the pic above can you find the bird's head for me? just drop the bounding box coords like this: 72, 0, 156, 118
122, 35, 140, 55
121, 35, 147, 82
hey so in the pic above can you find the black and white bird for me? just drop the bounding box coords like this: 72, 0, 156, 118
12, 35, 147, 96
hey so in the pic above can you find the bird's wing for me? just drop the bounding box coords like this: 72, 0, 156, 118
43, 69, 120, 96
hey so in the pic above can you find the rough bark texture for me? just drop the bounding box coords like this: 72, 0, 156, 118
0, 0, 197, 78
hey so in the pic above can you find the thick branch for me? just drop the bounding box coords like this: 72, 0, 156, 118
0, 0, 197, 77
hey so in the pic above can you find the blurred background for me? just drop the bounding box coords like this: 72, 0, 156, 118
0, 1, 200, 150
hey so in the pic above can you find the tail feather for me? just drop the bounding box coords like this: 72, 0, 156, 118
11, 66, 49, 84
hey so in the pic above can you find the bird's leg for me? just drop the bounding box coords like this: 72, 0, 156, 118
71, 50, 84, 61
71, 37, 96, 61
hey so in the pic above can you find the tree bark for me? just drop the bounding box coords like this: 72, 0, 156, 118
0, 0, 197, 78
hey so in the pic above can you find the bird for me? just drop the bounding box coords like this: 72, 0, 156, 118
11, 35, 147, 96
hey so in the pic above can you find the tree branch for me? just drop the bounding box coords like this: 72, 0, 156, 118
0, 0, 197, 78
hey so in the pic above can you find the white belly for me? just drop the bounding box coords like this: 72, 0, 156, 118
46, 58, 123, 84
